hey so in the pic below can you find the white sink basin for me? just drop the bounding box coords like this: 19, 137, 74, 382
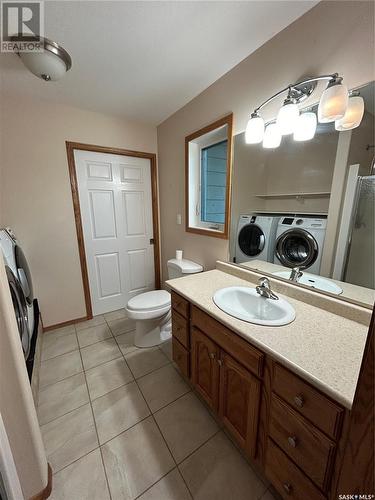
272, 271, 343, 295
213, 286, 295, 326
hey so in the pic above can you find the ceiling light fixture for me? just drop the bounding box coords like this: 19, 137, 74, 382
245, 73, 363, 148
16, 37, 72, 81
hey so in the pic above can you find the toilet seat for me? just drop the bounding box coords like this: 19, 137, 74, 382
127, 290, 171, 311
126, 290, 171, 320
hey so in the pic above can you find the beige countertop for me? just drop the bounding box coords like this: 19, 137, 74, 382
166, 269, 369, 410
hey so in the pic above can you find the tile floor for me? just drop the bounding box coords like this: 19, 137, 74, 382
38, 310, 277, 500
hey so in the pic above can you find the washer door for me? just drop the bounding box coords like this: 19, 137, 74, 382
6, 266, 30, 358
276, 229, 318, 269
238, 224, 266, 257
15, 244, 34, 305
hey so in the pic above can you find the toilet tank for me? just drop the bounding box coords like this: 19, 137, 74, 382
167, 258, 203, 279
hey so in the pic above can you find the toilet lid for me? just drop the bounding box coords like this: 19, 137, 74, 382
127, 290, 171, 311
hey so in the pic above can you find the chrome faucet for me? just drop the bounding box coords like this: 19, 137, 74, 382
256, 277, 279, 300
289, 267, 303, 282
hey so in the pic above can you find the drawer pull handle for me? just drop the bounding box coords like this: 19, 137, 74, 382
283, 483, 292, 494
217, 359, 222, 366
287, 436, 298, 448
209, 352, 216, 359
294, 394, 304, 408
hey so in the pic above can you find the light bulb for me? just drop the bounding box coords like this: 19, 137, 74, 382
263, 123, 281, 149
276, 100, 300, 135
293, 112, 317, 141
318, 81, 348, 123
245, 113, 264, 144
335, 95, 364, 131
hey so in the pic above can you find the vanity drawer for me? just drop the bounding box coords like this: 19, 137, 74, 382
269, 394, 336, 491
171, 291, 189, 319
172, 309, 189, 348
265, 439, 326, 500
272, 363, 344, 439
172, 337, 190, 379
191, 306, 263, 377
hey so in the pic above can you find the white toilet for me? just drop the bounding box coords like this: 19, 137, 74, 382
126, 258, 203, 348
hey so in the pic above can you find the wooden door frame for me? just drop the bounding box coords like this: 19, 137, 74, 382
66, 141, 161, 320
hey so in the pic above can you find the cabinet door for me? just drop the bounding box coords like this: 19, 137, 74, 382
219, 352, 261, 457
191, 327, 220, 411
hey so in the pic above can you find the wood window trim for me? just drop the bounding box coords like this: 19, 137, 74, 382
66, 141, 161, 321
185, 113, 233, 240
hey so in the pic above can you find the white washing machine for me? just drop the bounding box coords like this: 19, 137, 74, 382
274, 216, 327, 274
235, 214, 280, 264
0, 228, 35, 359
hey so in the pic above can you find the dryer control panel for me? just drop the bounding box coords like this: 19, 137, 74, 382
280, 217, 327, 229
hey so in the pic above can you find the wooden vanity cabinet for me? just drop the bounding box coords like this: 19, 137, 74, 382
170, 292, 350, 500
191, 327, 220, 411
190, 326, 261, 457
218, 351, 261, 455
171, 291, 191, 378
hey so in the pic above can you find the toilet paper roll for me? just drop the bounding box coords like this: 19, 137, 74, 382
176, 250, 183, 260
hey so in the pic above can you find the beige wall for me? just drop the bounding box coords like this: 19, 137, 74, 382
0, 254, 48, 499
157, 0, 375, 282
1, 95, 157, 327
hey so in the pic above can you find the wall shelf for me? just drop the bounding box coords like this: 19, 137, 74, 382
255, 191, 331, 200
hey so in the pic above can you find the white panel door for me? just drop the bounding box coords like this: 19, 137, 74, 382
74, 150, 155, 315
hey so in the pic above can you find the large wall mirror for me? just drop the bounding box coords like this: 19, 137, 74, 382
229, 81, 374, 308
186, 114, 233, 239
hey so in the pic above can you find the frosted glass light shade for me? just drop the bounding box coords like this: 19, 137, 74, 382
263, 123, 281, 149
293, 112, 317, 141
318, 82, 348, 123
19, 51, 69, 81
245, 114, 264, 144
276, 102, 299, 135
335, 95, 364, 131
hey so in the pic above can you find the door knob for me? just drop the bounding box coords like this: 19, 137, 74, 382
287, 436, 298, 448
283, 483, 292, 494
294, 394, 304, 408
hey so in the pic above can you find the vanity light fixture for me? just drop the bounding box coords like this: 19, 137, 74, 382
335, 92, 364, 131
245, 73, 363, 147
318, 76, 348, 123
16, 37, 72, 81
276, 97, 300, 135
293, 111, 317, 141
245, 112, 264, 144
263, 123, 282, 148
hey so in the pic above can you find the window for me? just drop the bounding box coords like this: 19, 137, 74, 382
185, 113, 232, 239
200, 140, 228, 224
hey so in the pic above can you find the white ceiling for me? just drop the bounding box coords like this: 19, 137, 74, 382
0, 1, 318, 125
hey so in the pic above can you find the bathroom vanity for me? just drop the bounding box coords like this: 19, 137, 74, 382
167, 265, 370, 500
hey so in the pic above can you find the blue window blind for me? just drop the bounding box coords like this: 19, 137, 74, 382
201, 140, 227, 224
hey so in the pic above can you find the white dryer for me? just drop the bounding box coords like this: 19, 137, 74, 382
0, 229, 35, 358
274, 216, 327, 274
235, 214, 280, 264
